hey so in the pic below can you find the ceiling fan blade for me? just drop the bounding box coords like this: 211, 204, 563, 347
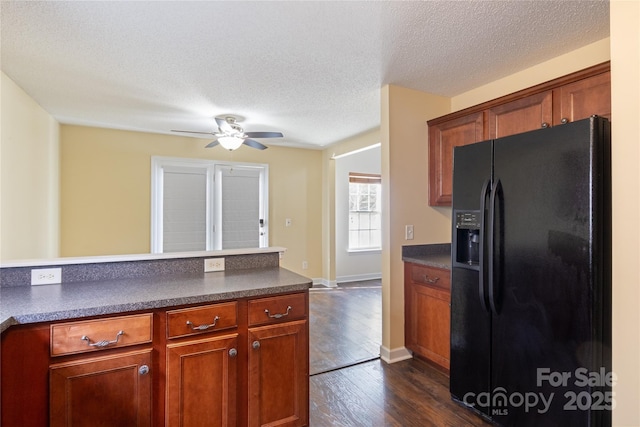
171, 129, 214, 135
243, 139, 268, 150
215, 117, 234, 133
244, 131, 283, 138
205, 139, 220, 148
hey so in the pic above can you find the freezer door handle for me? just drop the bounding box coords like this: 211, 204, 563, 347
478, 179, 491, 313
488, 178, 502, 315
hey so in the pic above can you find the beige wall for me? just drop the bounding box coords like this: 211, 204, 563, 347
451, 38, 611, 111
381, 85, 450, 354
610, 2, 640, 425
60, 125, 323, 277
320, 128, 381, 285
0, 72, 60, 261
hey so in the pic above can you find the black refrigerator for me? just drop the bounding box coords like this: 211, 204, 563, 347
449, 116, 611, 426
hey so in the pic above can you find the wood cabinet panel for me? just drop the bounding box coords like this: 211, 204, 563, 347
1, 324, 50, 427
51, 313, 152, 356
49, 349, 152, 427
553, 71, 611, 124
166, 302, 238, 339
248, 292, 307, 327
405, 263, 451, 372
487, 90, 553, 139
428, 111, 484, 206
166, 334, 238, 427
248, 319, 309, 427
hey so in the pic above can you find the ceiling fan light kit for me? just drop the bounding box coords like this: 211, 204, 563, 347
171, 115, 283, 151
218, 135, 245, 151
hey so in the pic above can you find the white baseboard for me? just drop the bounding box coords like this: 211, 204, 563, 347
335, 272, 382, 283
379, 345, 413, 364
311, 278, 337, 288
311, 273, 381, 288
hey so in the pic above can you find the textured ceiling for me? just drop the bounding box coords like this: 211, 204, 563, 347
1, 1, 609, 149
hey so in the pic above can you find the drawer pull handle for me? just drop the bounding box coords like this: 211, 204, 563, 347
252, 340, 261, 350
81, 330, 124, 348
264, 306, 292, 319
423, 275, 440, 284
139, 365, 150, 375
186, 316, 220, 331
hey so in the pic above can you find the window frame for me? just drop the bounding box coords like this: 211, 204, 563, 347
150, 156, 268, 253
347, 172, 382, 252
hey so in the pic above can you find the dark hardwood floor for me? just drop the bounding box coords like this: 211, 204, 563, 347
309, 281, 382, 375
309, 281, 492, 426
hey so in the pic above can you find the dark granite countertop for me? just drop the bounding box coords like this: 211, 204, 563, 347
402, 243, 452, 270
0, 267, 311, 333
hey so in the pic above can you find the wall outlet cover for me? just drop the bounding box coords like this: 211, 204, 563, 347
31, 267, 62, 285
204, 258, 225, 272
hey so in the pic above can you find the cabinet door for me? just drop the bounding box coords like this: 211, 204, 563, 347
50, 349, 152, 427
404, 263, 451, 371
428, 111, 484, 206
166, 334, 238, 427
408, 283, 451, 370
487, 90, 553, 139
248, 320, 308, 427
554, 71, 611, 124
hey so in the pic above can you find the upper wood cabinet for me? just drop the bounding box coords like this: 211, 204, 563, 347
553, 70, 611, 124
487, 90, 553, 139
428, 62, 611, 206
428, 111, 484, 206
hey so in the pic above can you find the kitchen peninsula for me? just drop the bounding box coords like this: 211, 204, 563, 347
1, 248, 311, 427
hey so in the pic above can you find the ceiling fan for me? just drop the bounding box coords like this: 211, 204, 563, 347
171, 116, 283, 151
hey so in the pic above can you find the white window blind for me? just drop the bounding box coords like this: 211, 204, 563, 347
219, 166, 261, 249
162, 166, 207, 252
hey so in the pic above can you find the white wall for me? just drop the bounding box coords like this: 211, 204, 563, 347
335, 145, 382, 283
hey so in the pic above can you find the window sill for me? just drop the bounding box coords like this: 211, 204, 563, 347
347, 248, 382, 254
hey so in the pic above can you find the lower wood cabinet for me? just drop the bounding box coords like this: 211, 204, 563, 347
0, 291, 309, 427
404, 262, 451, 372
49, 349, 153, 427
166, 334, 238, 427
248, 320, 309, 427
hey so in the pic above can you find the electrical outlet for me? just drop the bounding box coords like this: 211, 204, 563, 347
31, 267, 62, 285
204, 258, 225, 272
405, 225, 414, 240
302, 261, 308, 270
285, 218, 292, 227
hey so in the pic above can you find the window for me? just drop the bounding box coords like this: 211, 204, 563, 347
150, 157, 268, 253
348, 172, 381, 250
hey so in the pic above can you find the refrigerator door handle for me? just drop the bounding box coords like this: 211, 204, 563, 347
478, 179, 491, 312
488, 178, 502, 315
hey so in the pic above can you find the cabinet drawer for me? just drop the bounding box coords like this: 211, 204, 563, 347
50, 313, 152, 357
166, 302, 238, 339
409, 264, 450, 291
248, 293, 307, 326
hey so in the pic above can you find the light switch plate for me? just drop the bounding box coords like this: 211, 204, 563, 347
405, 225, 414, 240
